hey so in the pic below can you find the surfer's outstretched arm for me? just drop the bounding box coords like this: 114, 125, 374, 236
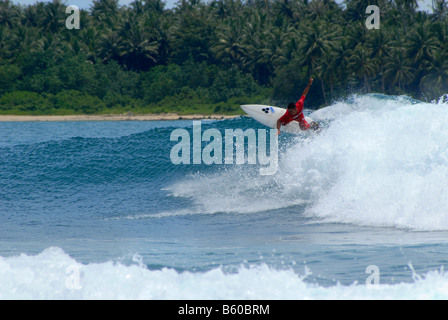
276, 119, 282, 135
302, 78, 313, 97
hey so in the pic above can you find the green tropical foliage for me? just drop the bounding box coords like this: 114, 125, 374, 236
0, 0, 447, 115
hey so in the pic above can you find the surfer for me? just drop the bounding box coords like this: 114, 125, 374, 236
276, 78, 319, 135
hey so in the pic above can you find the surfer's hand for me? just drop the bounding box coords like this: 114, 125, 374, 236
309, 78, 313, 85
277, 130, 281, 136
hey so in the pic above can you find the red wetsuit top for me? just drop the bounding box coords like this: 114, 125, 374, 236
278, 95, 310, 130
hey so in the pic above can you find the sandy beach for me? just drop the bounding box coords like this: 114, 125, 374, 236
0, 113, 240, 122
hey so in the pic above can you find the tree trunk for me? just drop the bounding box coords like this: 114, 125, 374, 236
321, 78, 327, 105
364, 73, 371, 92
330, 77, 334, 98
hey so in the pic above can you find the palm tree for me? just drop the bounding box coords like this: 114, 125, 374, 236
211, 0, 245, 20
366, 30, 392, 93
21, 2, 43, 27
344, 21, 369, 51
328, 38, 351, 95
344, 0, 372, 21
0, 27, 6, 59
296, 22, 334, 71
389, 0, 418, 32
31, 33, 63, 55
384, 47, 415, 93
40, 0, 65, 33
432, 0, 448, 21
0, 0, 18, 28
119, 17, 159, 70
406, 21, 441, 67
420, 50, 448, 99
5, 25, 33, 61
142, 0, 165, 13
77, 26, 98, 62
241, 10, 291, 85
97, 28, 122, 63
213, 19, 249, 68
307, 0, 340, 21
169, 5, 215, 64
294, 21, 339, 103
272, 0, 295, 21
90, 0, 120, 27
348, 44, 377, 92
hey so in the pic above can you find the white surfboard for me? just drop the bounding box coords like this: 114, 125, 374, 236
240, 104, 315, 133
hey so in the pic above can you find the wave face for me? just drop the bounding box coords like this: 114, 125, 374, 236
4, 95, 447, 230
167, 94, 448, 230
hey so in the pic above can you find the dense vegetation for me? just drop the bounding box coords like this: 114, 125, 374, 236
0, 0, 447, 115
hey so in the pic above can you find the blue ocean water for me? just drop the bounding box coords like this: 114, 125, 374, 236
2, 94, 448, 299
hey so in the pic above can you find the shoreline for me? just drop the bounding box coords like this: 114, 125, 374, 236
0, 113, 241, 122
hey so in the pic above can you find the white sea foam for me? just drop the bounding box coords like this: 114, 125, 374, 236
168, 95, 448, 231
1, 247, 448, 299
299, 95, 448, 231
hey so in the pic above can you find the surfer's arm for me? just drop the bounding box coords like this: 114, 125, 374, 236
301, 78, 313, 97
276, 118, 282, 135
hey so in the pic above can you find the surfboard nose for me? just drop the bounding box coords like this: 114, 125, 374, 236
240, 105, 250, 113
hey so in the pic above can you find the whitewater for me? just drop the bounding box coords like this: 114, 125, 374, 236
2, 94, 448, 299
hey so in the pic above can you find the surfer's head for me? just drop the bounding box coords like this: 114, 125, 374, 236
287, 103, 298, 115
